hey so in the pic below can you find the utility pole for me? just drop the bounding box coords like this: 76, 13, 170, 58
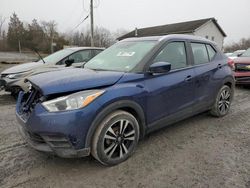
90, 0, 94, 47
18, 40, 22, 54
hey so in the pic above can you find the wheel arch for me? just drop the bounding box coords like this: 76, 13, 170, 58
85, 100, 147, 149
222, 75, 235, 98
222, 75, 235, 87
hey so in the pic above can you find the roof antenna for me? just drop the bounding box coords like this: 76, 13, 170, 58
135, 27, 138, 37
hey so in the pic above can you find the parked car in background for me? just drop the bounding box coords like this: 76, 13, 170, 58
16, 35, 234, 166
0, 47, 104, 96
229, 48, 250, 85
228, 50, 246, 59
225, 52, 233, 57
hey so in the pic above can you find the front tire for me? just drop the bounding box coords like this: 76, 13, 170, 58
91, 110, 140, 166
210, 85, 232, 117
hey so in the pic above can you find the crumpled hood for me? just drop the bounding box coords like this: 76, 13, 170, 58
2, 62, 43, 74
28, 68, 124, 95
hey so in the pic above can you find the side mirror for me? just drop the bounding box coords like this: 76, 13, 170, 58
149, 62, 171, 74
81, 62, 87, 68
65, 59, 74, 67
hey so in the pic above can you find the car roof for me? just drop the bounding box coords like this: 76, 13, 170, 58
121, 34, 216, 45
65, 47, 105, 51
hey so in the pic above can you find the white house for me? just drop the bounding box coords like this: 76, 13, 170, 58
118, 18, 226, 50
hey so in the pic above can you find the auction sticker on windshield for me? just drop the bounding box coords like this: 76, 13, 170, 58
117, 52, 135, 57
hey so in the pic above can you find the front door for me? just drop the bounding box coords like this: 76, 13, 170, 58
145, 41, 195, 129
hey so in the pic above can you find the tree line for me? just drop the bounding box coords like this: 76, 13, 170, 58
0, 13, 127, 53
224, 38, 250, 52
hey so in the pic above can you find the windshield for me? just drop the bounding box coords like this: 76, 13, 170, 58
241, 48, 250, 57
38, 49, 74, 64
85, 41, 157, 72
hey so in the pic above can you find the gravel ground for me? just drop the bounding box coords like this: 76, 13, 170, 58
0, 63, 250, 188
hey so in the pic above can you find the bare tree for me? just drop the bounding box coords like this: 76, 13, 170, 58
224, 37, 250, 52
41, 20, 58, 53
113, 28, 129, 40
0, 15, 6, 39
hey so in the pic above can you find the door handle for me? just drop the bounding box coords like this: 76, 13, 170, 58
184, 75, 192, 82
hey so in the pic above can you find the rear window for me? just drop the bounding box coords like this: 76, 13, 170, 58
206, 44, 216, 60
191, 43, 209, 65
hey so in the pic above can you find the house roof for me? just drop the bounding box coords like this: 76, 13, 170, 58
117, 18, 227, 40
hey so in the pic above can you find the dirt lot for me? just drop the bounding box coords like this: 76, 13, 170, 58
1, 63, 250, 188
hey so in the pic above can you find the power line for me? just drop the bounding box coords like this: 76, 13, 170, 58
63, 0, 81, 24
93, 0, 100, 8
71, 14, 89, 32
82, 0, 89, 13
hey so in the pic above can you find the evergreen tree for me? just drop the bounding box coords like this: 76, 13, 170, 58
7, 13, 26, 51
26, 19, 45, 50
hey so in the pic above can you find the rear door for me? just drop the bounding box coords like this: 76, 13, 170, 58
190, 42, 221, 111
145, 41, 196, 129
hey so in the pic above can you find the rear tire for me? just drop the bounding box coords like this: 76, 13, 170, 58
210, 85, 232, 117
91, 110, 140, 166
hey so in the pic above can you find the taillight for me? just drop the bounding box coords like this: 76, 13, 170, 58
228, 58, 235, 71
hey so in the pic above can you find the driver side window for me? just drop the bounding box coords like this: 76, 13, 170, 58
153, 42, 187, 70
69, 50, 92, 63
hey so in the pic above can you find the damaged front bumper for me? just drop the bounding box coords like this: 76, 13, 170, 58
0, 79, 6, 90
15, 91, 96, 158
16, 121, 90, 158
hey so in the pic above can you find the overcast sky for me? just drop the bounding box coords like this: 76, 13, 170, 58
1, 0, 250, 45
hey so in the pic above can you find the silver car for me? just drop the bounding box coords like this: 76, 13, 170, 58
0, 47, 104, 96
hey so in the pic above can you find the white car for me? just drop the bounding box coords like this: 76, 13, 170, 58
225, 52, 233, 57
0, 47, 104, 97
228, 50, 246, 59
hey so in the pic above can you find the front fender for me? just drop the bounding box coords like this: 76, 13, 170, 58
85, 84, 147, 148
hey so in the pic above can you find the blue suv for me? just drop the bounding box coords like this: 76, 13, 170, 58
16, 35, 234, 165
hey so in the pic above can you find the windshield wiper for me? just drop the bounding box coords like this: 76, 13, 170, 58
33, 48, 46, 64
90, 68, 110, 71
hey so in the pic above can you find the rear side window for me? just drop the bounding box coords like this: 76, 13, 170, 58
153, 42, 187, 70
206, 44, 216, 60
191, 43, 209, 65
93, 49, 103, 56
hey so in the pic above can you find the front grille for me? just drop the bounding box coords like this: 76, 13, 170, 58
27, 131, 45, 143
19, 87, 42, 120
42, 135, 72, 148
235, 76, 250, 81
235, 63, 250, 72
0, 74, 8, 78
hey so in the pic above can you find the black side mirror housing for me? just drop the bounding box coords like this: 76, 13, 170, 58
65, 59, 74, 67
149, 62, 171, 74
81, 62, 87, 68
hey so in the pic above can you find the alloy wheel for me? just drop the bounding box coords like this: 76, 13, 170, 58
218, 88, 231, 115
103, 119, 135, 159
